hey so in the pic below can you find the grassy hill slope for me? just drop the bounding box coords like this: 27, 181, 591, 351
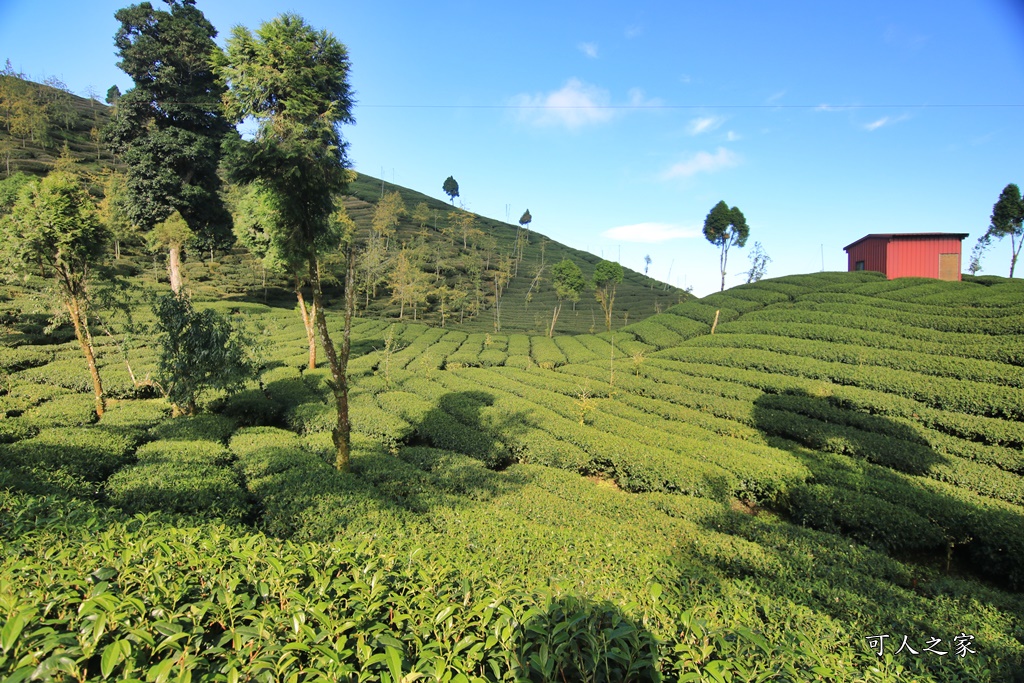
2, 271, 1022, 680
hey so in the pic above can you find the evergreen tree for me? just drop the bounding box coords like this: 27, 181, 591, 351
221, 13, 356, 470
104, 0, 233, 292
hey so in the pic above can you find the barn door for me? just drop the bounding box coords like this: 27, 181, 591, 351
938, 253, 959, 281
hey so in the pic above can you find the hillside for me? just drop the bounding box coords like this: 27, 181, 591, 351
1, 271, 1022, 680
2, 74, 686, 334
0, 74, 117, 179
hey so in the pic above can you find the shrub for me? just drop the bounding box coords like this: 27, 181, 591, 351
153, 292, 258, 415
106, 440, 249, 521
148, 414, 237, 443
19, 393, 97, 428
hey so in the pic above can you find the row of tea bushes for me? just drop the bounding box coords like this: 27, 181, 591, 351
644, 356, 1024, 451
717, 319, 1023, 366
106, 439, 250, 522
652, 346, 1024, 420
688, 332, 1024, 388
788, 299, 1024, 335
738, 308, 1024, 364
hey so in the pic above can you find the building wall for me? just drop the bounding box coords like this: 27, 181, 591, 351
887, 236, 964, 280
846, 237, 887, 274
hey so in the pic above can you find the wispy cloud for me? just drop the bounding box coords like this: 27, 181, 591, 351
578, 42, 598, 59
863, 114, 910, 131
625, 24, 643, 39
510, 79, 614, 129
663, 147, 741, 179
628, 87, 662, 108
602, 222, 701, 243
687, 115, 724, 135
815, 103, 841, 112
510, 79, 663, 129
726, 130, 741, 142
679, 74, 693, 84
766, 90, 786, 105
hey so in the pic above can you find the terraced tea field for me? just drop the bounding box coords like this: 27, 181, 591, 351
2, 271, 1023, 681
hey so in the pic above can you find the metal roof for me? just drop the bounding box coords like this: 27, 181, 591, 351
843, 232, 970, 252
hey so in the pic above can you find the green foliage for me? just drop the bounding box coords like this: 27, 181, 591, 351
703, 200, 749, 291
976, 182, 1024, 277
442, 175, 459, 203
105, 0, 232, 243
592, 260, 624, 331
106, 439, 250, 521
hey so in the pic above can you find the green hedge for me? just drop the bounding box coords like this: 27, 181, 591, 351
106, 439, 250, 521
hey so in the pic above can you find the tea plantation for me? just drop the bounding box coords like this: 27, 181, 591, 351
2, 271, 1023, 681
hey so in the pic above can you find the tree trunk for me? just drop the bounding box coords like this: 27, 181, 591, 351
549, 303, 561, 338
67, 298, 104, 418
168, 244, 183, 293
295, 278, 317, 370
1011, 233, 1020, 278
308, 252, 350, 472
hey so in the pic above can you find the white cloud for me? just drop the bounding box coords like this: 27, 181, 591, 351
815, 103, 840, 112
510, 79, 614, 129
679, 74, 693, 84
602, 222, 702, 243
625, 25, 643, 39
628, 87, 662, 108
663, 147, 741, 178
578, 42, 598, 59
726, 130, 741, 141
863, 114, 909, 131
766, 90, 786, 104
687, 116, 724, 135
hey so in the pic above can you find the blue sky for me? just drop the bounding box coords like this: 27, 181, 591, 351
3, 0, 1023, 295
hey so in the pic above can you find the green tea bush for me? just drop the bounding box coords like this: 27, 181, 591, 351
19, 393, 97, 428
478, 347, 507, 367
221, 387, 283, 426
553, 335, 599, 364
650, 312, 710, 340
98, 399, 172, 431
147, 413, 237, 443
507, 334, 531, 356
504, 354, 533, 370
624, 319, 683, 349
689, 332, 1024, 388
0, 345, 51, 372
106, 439, 249, 521
446, 333, 485, 367
664, 300, 740, 326
0, 418, 35, 443
530, 335, 567, 367
0, 426, 135, 485
284, 400, 333, 434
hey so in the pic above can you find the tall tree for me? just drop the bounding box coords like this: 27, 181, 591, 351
549, 258, 584, 337
592, 259, 624, 332
975, 183, 1024, 277
105, 85, 121, 105
443, 175, 459, 204
220, 13, 356, 470
104, 0, 233, 293
1, 172, 108, 417
703, 200, 749, 292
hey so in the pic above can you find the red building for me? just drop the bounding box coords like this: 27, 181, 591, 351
843, 233, 969, 281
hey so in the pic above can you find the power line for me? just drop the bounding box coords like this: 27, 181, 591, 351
358, 103, 1024, 110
